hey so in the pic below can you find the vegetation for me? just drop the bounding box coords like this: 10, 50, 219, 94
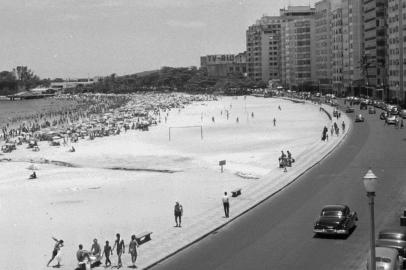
0, 65, 267, 96
0, 67, 49, 96
79, 66, 266, 94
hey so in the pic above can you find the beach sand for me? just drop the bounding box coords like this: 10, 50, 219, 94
0, 96, 346, 269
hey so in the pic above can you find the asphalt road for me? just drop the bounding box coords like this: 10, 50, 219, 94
152, 103, 406, 270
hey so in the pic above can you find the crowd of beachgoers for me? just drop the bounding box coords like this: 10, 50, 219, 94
0, 93, 217, 153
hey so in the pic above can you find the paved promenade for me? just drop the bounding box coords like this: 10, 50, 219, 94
133, 101, 351, 269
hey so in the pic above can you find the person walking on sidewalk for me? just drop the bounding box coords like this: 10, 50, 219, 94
222, 192, 230, 218
174, 201, 183, 227
103, 241, 112, 267
128, 235, 139, 268
112, 233, 125, 268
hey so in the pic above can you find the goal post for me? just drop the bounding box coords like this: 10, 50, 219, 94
168, 125, 203, 141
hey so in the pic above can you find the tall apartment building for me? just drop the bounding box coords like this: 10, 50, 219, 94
387, 0, 406, 104
331, 7, 344, 94
246, 16, 283, 83
363, 0, 387, 99
340, 0, 364, 96
315, 0, 333, 92
280, 6, 316, 90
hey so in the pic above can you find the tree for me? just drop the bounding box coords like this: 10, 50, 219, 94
0, 71, 18, 95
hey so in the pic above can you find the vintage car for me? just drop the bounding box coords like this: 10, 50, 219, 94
376, 228, 406, 258
313, 204, 358, 236
366, 247, 402, 270
380, 112, 389, 120
345, 107, 355, 113
368, 107, 376, 114
391, 106, 400, 115
400, 109, 406, 119
386, 115, 397, 125
360, 102, 368, 110
355, 114, 365, 122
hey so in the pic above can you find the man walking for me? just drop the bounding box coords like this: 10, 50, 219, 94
112, 233, 125, 268
222, 192, 230, 218
174, 201, 183, 227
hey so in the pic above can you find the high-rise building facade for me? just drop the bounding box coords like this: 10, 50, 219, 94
315, 0, 333, 92
246, 16, 283, 83
387, 0, 406, 104
341, 0, 364, 96
331, 7, 344, 94
363, 0, 387, 98
280, 6, 316, 90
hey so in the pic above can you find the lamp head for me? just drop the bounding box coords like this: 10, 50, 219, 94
363, 168, 378, 194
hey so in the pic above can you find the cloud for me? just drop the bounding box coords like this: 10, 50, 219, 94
166, 20, 206, 29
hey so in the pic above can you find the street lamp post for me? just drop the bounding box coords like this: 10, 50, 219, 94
363, 169, 378, 270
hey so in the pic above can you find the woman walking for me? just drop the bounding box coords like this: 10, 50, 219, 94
128, 235, 139, 268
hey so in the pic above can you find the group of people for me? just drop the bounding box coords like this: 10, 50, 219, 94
1, 93, 219, 155
47, 233, 140, 269
1, 94, 130, 142
278, 150, 294, 170
321, 120, 345, 141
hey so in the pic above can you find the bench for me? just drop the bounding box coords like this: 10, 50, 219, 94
231, 188, 242, 197
136, 231, 153, 245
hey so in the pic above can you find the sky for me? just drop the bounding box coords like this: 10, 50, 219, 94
0, 0, 317, 79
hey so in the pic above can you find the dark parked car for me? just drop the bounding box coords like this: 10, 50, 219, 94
313, 205, 358, 236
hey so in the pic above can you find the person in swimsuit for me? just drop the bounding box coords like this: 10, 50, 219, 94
90, 238, 101, 260
128, 235, 139, 268
112, 233, 125, 268
103, 241, 112, 267
47, 237, 64, 267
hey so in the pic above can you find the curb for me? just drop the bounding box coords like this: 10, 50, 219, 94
143, 102, 352, 269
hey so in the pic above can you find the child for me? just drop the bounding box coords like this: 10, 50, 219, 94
103, 241, 112, 267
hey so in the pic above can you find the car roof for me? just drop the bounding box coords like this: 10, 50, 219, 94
375, 247, 399, 258
322, 205, 348, 211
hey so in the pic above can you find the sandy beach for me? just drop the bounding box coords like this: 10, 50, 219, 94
0, 95, 348, 270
